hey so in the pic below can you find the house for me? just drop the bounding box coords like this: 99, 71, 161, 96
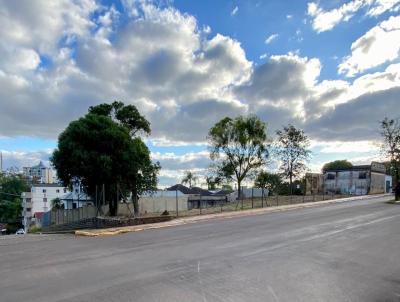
21, 182, 93, 229
307, 162, 392, 196
167, 184, 233, 210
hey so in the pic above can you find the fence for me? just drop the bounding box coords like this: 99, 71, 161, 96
137, 191, 350, 218
42, 205, 97, 227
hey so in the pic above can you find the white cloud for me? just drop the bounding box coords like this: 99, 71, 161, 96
307, 0, 365, 33
307, 0, 400, 33
265, 33, 279, 44
339, 15, 400, 76
310, 140, 379, 153
231, 6, 239, 16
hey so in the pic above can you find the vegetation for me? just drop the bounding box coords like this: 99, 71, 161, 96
28, 225, 42, 234
51, 198, 64, 210
181, 171, 198, 188
380, 117, 400, 200
275, 124, 310, 195
322, 160, 353, 172
52, 101, 160, 216
0, 174, 28, 224
254, 171, 282, 196
208, 115, 269, 198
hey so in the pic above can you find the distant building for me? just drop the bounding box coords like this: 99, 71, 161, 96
306, 162, 392, 196
23, 161, 56, 184
21, 184, 69, 228
21, 181, 93, 229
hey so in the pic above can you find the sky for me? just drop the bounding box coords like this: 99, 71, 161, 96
0, 0, 399, 187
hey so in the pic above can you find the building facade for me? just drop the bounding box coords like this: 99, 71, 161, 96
23, 161, 56, 184
307, 162, 392, 196
21, 184, 69, 229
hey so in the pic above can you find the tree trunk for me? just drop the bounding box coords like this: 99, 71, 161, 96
132, 186, 139, 217
289, 174, 293, 196
237, 181, 241, 200
394, 165, 400, 201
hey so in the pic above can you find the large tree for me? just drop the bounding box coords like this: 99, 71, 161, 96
0, 174, 29, 223
208, 115, 269, 198
322, 160, 353, 172
52, 102, 160, 216
380, 117, 400, 200
275, 124, 310, 195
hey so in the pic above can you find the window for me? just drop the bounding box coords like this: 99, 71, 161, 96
26, 208, 31, 212
359, 172, 367, 179
63, 188, 67, 193
43, 198, 47, 203
42, 189, 46, 193
56, 189, 60, 193
327, 174, 335, 180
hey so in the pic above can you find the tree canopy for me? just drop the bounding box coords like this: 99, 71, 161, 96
254, 171, 282, 195
275, 124, 310, 195
208, 115, 269, 197
52, 102, 160, 216
322, 160, 353, 172
181, 171, 198, 188
380, 117, 400, 200
0, 174, 28, 223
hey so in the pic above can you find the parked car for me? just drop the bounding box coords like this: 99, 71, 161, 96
15, 229, 25, 235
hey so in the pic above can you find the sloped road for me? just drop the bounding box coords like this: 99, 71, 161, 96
1, 195, 399, 302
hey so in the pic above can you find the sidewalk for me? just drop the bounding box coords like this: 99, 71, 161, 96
75, 194, 391, 237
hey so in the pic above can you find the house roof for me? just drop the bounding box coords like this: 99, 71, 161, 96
61, 192, 92, 201
166, 184, 224, 196
33, 212, 44, 220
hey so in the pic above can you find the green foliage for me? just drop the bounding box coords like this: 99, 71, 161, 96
322, 160, 353, 172
52, 102, 160, 216
181, 171, 198, 188
380, 117, 400, 201
275, 124, 310, 194
205, 175, 222, 190
254, 171, 282, 195
208, 115, 269, 197
0, 174, 28, 223
28, 225, 42, 233
51, 198, 64, 210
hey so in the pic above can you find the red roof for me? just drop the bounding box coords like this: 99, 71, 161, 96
33, 212, 44, 220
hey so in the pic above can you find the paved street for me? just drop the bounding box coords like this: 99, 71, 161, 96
1, 195, 400, 302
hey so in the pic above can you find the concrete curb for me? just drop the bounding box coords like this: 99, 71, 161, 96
75, 194, 392, 237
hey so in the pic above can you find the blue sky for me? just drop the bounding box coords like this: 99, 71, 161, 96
0, 0, 399, 186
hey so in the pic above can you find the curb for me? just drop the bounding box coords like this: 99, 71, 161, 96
75, 194, 391, 237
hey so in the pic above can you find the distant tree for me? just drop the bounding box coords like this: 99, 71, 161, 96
275, 124, 311, 195
208, 115, 270, 198
204, 173, 222, 190
51, 198, 64, 210
380, 117, 400, 200
254, 171, 282, 195
181, 171, 198, 188
322, 160, 353, 172
52, 102, 160, 216
0, 174, 29, 223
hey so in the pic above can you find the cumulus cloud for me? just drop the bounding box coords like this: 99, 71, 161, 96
1, 0, 400, 184
307, 0, 365, 33
339, 15, 400, 76
307, 0, 400, 33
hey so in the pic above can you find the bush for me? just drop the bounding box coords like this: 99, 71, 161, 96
28, 225, 42, 234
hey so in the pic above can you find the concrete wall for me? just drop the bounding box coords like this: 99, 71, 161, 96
139, 196, 188, 214
370, 172, 385, 194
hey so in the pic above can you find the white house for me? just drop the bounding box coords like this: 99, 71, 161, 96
21, 184, 69, 229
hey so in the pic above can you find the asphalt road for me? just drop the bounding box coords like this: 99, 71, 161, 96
1, 195, 400, 302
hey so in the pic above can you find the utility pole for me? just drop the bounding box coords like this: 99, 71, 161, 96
0, 151, 3, 173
